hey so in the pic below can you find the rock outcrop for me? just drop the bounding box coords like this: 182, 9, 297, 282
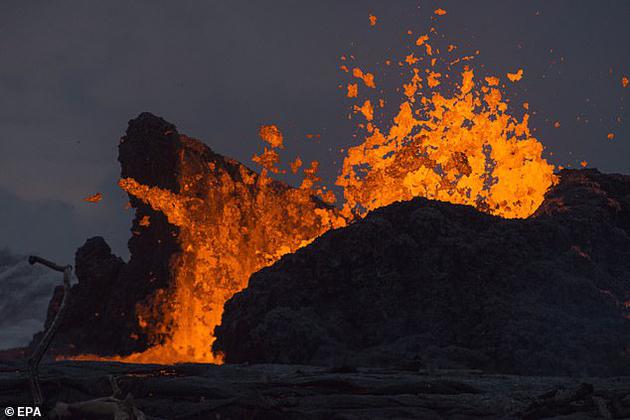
30, 114, 186, 357
214, 169, 630, 376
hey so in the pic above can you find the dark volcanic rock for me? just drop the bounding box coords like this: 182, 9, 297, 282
31, 237, 132, 356
214, 169, 630, 376
31, 113, 185, 357
2, 361, 630, 419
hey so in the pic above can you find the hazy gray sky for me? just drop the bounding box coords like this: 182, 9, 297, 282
1, 0, 628, 262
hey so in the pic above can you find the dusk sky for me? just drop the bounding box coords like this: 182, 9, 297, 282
1, 0, 628, 262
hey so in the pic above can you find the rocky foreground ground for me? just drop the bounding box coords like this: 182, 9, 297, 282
1, 360, 629, 419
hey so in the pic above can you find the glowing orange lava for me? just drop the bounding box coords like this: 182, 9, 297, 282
83, 192, 103, 203
338, 32, 555, 219
80, 133, 347, 364
507, 69, 524, 82
73, 10, 556, 364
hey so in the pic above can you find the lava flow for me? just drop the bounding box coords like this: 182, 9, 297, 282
73, 9, 555, 364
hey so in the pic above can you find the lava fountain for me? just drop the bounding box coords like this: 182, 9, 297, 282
74, 9, 555, 364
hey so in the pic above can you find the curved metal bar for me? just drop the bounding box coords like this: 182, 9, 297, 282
27, 256, 73, 408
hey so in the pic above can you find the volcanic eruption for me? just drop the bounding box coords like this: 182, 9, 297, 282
38, 9, 572, 367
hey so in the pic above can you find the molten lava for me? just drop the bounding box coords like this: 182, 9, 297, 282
76, 10, 556, 364
337, 24, 555, 219
112, 135, 346, 364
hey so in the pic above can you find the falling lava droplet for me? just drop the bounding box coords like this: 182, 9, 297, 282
83, 192, 103, 203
